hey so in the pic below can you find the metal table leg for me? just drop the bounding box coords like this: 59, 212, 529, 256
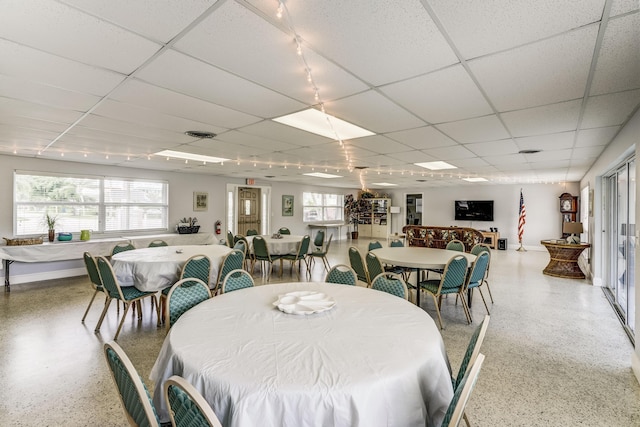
4, 259, 13, 292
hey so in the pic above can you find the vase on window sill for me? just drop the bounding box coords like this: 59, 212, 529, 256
48, 229, 55, 242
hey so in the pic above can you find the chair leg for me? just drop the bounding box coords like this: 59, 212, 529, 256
322, 256, 331, 272
458, 291, 473, 324
477, 287, 490, 315
113, 302, 132, 341
81, 289, 100, 322
95, 297, 113, 333
463, 411, 471, 427
431, 294, 444, 329
484, 279, 495, 303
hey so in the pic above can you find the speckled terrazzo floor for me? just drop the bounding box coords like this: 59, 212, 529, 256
1, 238, 639, 426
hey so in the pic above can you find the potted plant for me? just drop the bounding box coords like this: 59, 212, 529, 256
344, 194, 359, 239
45, 213, 57, 242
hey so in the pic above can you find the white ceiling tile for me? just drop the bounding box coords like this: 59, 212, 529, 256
573, 145, 606, 158
348, 135, 414, 155
465, 139, 519, 156
469, 26, 598, 111
0, 97, 83, 124
581, 90, 640, 128
423, 144, 476, 161
386, 126, 457, 150
326, 91, 425, 133
436, 115, 511, 143
0, 75, 100, 111
246, 0, 459, 85
355, 155, 407, 167
110, 80, 260, 129
515, 131, 576, 151
0, 0, 161, 74
451, 157, 492, 169
502, 100, 581, 137
214, 131, 299, 152
610, 0, 639, 16
525, 149, 573, 162
527, 158, 572, 168
0, 116, 70, 134
482, 153, 528, 166
386, 150, 437, 163
381, 65, 493, 123
575, 126, 620, 147
73, 115, 188, 143
239, 121, 331, 147
429, 0, 606, 58
60, 0, 219, 43
590, 13, 640, 95
136, 49, 306, 118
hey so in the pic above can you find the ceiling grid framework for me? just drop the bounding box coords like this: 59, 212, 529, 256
0, 0, 638, 188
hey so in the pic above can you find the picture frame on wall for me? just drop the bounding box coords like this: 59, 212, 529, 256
194, 191, 208, 211
282, 195, 294, 216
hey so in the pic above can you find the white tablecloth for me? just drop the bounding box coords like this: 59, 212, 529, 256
150, 282, 453, 427
246, 235, 304, 256
111, 245, 232, 291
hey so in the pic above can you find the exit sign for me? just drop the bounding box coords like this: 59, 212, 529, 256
246, 178, 255, 185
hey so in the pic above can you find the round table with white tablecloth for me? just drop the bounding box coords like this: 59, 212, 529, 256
150, 282, 454, 427
111, 244, 232, 291
245, 234, 304, 255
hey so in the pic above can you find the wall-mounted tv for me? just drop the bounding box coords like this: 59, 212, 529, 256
454, 200, 494, 222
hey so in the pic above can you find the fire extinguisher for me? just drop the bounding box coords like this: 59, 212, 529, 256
215, 220, 221, 235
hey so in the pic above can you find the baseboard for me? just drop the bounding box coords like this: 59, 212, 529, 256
632, 351, 640, 385
8, 267, 86, 285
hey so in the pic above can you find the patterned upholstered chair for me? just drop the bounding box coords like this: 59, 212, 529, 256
81, 251, 106, 323
103, 341, 160, 427
214, 250, 245, 294
95, 256, 159, 340
226, 230, 234, 248
164, 375, 222, 427
389, 239, 404, 247
282, 235, 311, 280
313, 229, 325, 249
365, 252, 385, 285
148, 239, 168, 247
158, 255, 211, 326
470, 244, 494, 304
246, 229, 258, 236
111, 242, 135, 256
324, 264, 357, 286
419, 255, 470, 329
452, 315, 490, 392
222, 269, 255, 293
348, 246, 369, 286
234, 235, 252, 270
446, 239, 465, 252
309, 233, 333, 272
441, 354, 486, 427
463, 252, 491, 316
368, 240, 383, 251
278, 227, 291, 235
371, 272, 409, 300
165, 278, 211, 328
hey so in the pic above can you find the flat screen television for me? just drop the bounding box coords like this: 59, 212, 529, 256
454, 200, 494, 222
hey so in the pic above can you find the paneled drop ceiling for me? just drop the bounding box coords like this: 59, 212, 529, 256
0, 0, 638, 189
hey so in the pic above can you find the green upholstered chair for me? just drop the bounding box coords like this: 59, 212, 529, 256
446, 239, 465, 252
470, 244, 494, 304
252, 236, 280, 280
111, 242, 135, 256
313, 229, 325, 249
441, 353, 486, 427
103, 341, 160, 427
371, 272, 409, 300
165, 278, 210, 328
389, 239, 404, 247
309, 233, 333, 272
365, 251, 385, 285
81, 251, 106, 323
278, 227, 291, 235
164, 375, 222, 427
452, 315, 490, 392
95, 256, 159, 340
368, 240, 383, 251
221, 269, 255, 293
282, 235, 311, 280
233, 235, 252, 270
246, 229, 258, 236
214, 250, 245, 294
348, 246, 369, 286
226, 230, 234, 248
419, 255, 470, 329
148, 240, 168, 247
464, 252, 491, 316
324, 264, 357, 286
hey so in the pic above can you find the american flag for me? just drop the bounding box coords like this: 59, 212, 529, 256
518, 189, 526, 243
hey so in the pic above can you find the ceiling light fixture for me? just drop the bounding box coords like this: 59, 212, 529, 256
273, 108, 374, 140
414, 161, 457, 170
155, 150, 229, 164
304, 172, 342, 179
463, 177, 488, 182
372, 182, 398, 187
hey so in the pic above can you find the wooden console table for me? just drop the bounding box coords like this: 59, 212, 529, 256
540, 240, 591, 279
479, 231, 500, 249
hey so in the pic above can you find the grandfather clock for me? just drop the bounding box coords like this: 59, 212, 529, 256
559, 192, 578, 237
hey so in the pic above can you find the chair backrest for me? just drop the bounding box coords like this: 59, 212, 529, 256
246, 229, 258, 236
368, 240, 383, 251
313, 230, 325, 248
222, 269, 255, 293
103, 341, 160, 427
252, 236, 271, 261
148, 240, 168, 248
216, 250, 245, 291
446, 239, 465, 252
278, 227, 291, 235
112, 242, 135, 256
365, 252, 385, 283
233, 239, 247, 257
180, 255, 212, 285
325, 264, 357, 285
371, 272, 409, 300
348, 246, 369, 284
454, 315, 490, 389
324, 234, 333, 253
439, 255, 469, 292
466, 252, 490, 288
83, 252, 102, 289
226, 230, 234, 248
96, 256, 125, 300
296, 235, 311, 258
389, 239, 404, 247
166, 278, 211, 327
470, 243, 490, 256
164, 375, 222, 427
441, 354, 485, 427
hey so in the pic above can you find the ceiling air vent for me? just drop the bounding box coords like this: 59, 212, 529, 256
518, 149, 541, 154
354, 166, 369, 170
185, 131, 217, 139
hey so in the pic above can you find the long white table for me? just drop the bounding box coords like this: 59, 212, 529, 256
111, 245, 232, 291
150, 282, 454, 427
372, 246, 476, 306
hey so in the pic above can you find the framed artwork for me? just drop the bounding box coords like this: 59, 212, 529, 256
194, 192, 208, 211
282, 195, 294, 216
